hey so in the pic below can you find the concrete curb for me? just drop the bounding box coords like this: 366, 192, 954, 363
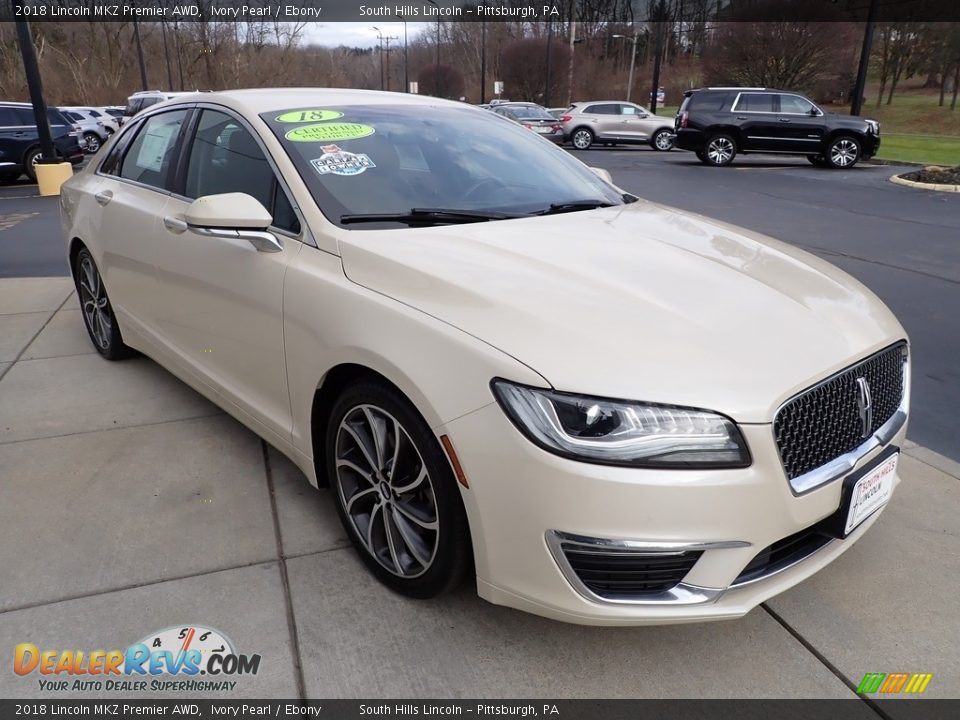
889, 173, 960, 193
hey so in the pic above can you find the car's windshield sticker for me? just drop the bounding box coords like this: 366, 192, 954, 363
309, 145, 376, 177
285, 123, 375, 142
275, 109, 344, 123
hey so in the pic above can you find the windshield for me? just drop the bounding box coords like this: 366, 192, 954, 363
504, 105, 554, 120
260, 104, 623, 229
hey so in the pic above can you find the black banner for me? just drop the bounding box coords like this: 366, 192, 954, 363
0, 700, 958, 720
1, 0, 958, 23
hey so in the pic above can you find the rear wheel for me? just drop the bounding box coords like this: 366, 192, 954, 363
326, 379, 472, 598
24, 148, 42, 182
83, 132, 101, 154
72, 248, 133, 360
652, 128, 675, 151
571, 128, 594, 150
826, 136, 861, 168
701, 134, 737, 166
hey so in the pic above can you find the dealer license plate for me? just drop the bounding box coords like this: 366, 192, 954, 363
845, 453, 897, 535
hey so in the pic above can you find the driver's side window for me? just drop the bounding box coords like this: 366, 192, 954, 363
779, 95, 815, 114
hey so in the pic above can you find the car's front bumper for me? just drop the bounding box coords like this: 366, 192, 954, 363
442, 402, 905, 625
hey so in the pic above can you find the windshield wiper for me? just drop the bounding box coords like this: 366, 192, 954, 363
533, 199, 616, 216
341, 208, 521, 226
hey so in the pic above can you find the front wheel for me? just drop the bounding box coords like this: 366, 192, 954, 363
73, 248, 134, 360
24, 148, 42, 182
571, 128, 594, 150
701, 134, 737, 166
826, 136, 861, 168
326, 380, 472, 598
652, 128, 675, 151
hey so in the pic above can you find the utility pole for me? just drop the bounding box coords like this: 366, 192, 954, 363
566, 20, 577, 107
133, 20, 148, 91
14, 17, 56, 163
427, 0, 442, 97
399, 17, 409, 92
650, 21, 664, 114
481, 20, 487, 103
384, 36, 398, 92
544, 20, 553, 107
161, 21, 174, 91
851, 0, 879, 116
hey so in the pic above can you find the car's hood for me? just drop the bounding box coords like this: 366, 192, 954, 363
338, 200, 905, 422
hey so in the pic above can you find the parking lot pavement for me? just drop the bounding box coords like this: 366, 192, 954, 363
0, 276, 957, 704
579, 149, 960, 464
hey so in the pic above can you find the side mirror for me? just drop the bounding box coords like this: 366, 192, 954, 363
589, 167, 613, 184
810, 108, 822, 116
184, 192, 282, 253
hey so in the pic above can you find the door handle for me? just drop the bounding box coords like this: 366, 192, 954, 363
736, 116, 747, 120
94, 190, 113, 206
163, 215, 188, 234
779, 118, 791, 122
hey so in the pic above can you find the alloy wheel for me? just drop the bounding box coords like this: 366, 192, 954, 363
829, 138, 858, 167
572, 129, 593, 150
707, 137, 734, 164
84, 133, 100, 153
77, 255, 112, 351
334, 404, 440, 578
654, 130, 674, 151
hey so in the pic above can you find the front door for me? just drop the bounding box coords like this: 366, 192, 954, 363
773, 94, 827, 153
150, 108, 301, 439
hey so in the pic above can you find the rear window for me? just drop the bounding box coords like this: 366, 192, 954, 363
687, 92, 729, 112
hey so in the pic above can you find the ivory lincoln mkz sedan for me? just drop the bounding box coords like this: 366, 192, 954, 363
60, 89, 910, 625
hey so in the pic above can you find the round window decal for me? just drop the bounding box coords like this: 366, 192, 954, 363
275, 109, 344, 123
285, 123, 375, 142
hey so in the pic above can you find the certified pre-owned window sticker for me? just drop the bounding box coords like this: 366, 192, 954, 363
285, 122, 375, 142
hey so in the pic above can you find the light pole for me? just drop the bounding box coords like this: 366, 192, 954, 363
427, 0, 441, 97
133, 20, 148, 91
397, 16, 409, 93
160, 20, 174, 91
14, 18, 56, 163
612, 32, 639, 103
544, 20, 553, 107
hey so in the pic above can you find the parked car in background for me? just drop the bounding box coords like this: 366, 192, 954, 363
675, 87, 880, 168
560, 101, 676, 151
491, 102, 564, 143
101, 106, 127, 127
61, 107, 117, 153
61, 88, 909, 625
0, 102, 84, 183
125, 90, 199, 118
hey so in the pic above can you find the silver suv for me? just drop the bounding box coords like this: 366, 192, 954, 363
560, 101, 675, 151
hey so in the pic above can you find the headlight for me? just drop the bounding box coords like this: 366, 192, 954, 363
865, 119, 880, 134
491, 380, 750, 468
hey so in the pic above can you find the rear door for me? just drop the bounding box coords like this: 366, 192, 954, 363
91, 108, 191, 327
731, 92, 780, 151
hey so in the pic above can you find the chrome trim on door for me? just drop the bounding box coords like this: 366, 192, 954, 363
189, 225, 284, 253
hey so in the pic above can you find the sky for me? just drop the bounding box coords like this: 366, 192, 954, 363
300, 22, 432, 48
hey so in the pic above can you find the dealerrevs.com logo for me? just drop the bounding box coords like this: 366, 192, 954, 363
14, 625, 261, 693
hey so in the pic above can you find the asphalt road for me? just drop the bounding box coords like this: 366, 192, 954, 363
580, 148, 959, 461
0, 151, 957, 460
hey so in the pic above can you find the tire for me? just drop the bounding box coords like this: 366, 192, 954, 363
571, 127, 594, 150
651, 128, 675, 151
701, 134, 737, 166
72, 248, 134, 360
326, 379, 472, 598
807, 155, 828, 167
825, 135, 861, 169
83, 132, 101, 154
24, 148, 42, 182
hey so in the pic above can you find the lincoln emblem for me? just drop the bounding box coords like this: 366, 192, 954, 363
856, 377, 873, 438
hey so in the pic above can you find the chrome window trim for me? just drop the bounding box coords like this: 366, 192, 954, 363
546, 530, 749, 606
731, 92, 776, 114
776, 343, 910, 496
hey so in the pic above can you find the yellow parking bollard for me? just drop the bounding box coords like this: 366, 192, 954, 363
35, 162, 73, 196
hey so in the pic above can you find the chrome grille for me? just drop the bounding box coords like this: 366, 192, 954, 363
774, 343, 907, 482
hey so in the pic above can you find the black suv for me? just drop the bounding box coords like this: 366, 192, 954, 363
0, 102, 85, 184
675, 88, 880, 168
